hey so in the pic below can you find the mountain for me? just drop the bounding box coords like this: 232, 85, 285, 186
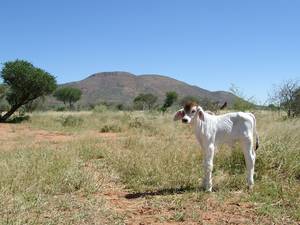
54, 72, 237, 107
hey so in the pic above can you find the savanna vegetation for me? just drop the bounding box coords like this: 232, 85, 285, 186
0, 110, 299, 224
0, 60, 299, 224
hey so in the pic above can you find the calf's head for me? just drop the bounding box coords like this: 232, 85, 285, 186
173, 101, 205, 124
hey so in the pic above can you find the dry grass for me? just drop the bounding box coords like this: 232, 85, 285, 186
0, 110, 299, 224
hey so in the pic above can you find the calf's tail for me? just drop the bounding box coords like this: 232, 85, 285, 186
255, 132, 259, 151
248, 113, 259, 151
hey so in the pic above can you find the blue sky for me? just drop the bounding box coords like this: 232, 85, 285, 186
1, 0, 300, 104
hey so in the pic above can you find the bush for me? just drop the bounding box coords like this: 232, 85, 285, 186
129, 117, 144, 128
60, 115, 83, 127
93, 104, 108, 113
100, 124, 121, 133
56, 106, 66, 111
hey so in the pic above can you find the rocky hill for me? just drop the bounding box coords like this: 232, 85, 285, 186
54, 72, 237, 107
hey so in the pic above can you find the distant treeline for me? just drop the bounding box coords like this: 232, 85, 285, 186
1, 59, 299, 122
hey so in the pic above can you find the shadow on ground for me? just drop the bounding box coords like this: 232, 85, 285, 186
125, 186, 203, 199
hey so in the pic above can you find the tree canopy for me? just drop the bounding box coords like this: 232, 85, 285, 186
133, 93, 158, 110
161, 91, 178, 112
53, 87, 82, 109
0, 60, 56, 122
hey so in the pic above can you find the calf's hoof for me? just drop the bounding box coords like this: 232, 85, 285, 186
248, 184, 254, 191
201, 183, 212, 192
205, 187, 212, 192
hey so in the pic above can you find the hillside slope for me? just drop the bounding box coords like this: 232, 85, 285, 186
56, 72, 237, 107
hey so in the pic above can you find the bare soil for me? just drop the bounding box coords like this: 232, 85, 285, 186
99, 173, 274, 225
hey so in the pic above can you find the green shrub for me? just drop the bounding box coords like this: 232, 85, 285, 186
100, 124, 121, 133
61, 115, 83, 127
93, 104, 108, 113
56, 106, 66, 111
129, 117, 144, 128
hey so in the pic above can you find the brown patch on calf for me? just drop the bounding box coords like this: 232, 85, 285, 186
184, 101, 198, 112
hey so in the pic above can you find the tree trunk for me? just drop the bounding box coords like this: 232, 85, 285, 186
0, 104, 22, 122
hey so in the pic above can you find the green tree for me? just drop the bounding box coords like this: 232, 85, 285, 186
161, 91, 178, 113
0, 60, 56, 122
53, 87, 82, 109
116, 103, 124, 111
133, 93, 158, 110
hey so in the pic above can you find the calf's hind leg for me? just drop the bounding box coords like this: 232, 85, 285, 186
242, 138, 256, 189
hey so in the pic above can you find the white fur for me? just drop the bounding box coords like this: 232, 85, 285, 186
174, 106, 258, 191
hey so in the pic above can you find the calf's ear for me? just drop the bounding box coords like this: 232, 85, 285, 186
173, 109, 184, 121
199, 111, 204, 121
197, 106, 205, 121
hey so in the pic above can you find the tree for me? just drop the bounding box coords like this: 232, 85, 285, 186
133, 93, 158, 110
0, 60, 56, 122
116, 103, 124, 111
161, 91, 178, 113
291, 87, 300, 117
53, 87, 82, 109
269, 79, 299, 117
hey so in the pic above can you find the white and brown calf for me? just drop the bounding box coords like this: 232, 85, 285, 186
174, 102, 259, 192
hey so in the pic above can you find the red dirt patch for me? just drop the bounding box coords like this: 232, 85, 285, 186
34, 130, 73, 143
96, 132, 118, 138
0, 123, 73, 148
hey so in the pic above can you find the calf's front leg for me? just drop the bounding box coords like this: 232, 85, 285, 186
202, 144, 215, 192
